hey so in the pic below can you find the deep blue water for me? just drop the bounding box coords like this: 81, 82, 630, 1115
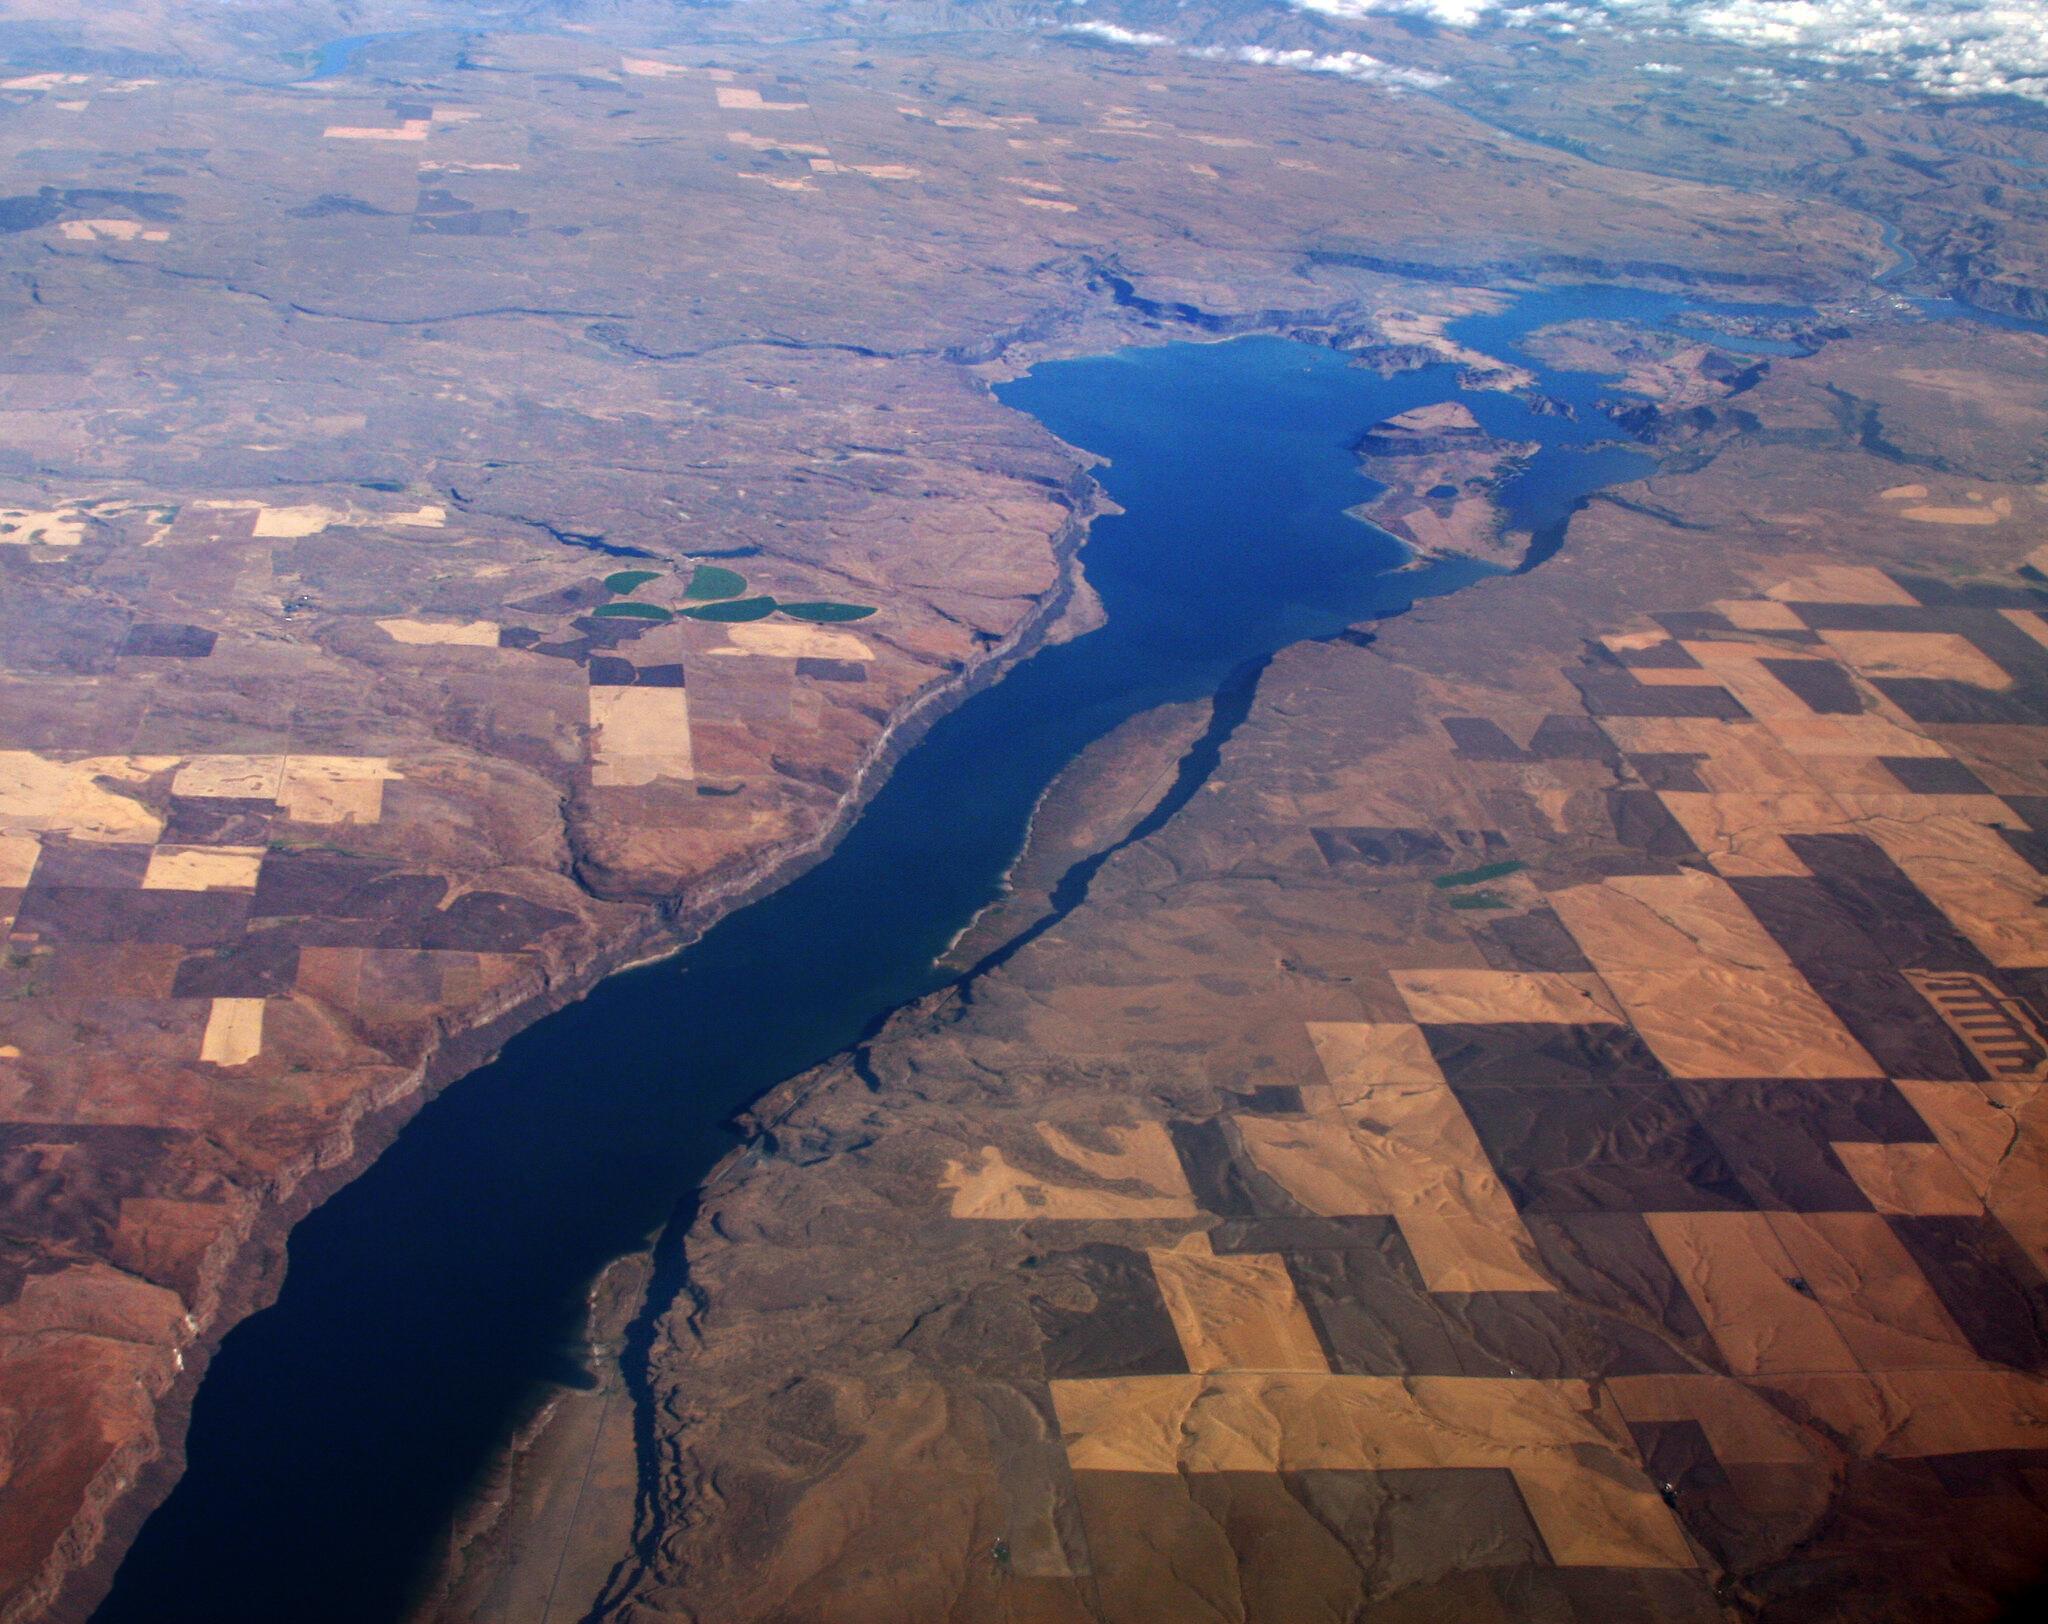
93, 300, 1732, 1622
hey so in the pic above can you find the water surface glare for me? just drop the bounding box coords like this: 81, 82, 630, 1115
97, 313, 1687, 1621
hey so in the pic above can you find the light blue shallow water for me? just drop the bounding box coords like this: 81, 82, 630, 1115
305, 31, 433, 79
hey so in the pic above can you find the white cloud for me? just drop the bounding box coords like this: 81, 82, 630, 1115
1224, 44, 1453, 86
1061, 21, 1175, 47
1290, 0, 1499, 23
1055, 15, 1447, 87
1658, 2, 2048, 99
1272, 0, 2048, 101
1187, 42, 1458, 85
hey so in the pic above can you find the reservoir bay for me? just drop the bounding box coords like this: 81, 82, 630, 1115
96, 292, 1748, 1621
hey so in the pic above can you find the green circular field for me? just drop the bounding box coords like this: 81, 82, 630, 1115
683, 564, 748, 600
681, 596, 778, 622
777, 601, 877, 622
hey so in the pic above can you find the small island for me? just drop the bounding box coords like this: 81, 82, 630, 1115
1348, 401, 1537, 566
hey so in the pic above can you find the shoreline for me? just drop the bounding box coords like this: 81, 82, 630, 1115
44, 263, 1835, 1624
409, 493, 1134, 1624
383, 272, 1836, 1621
593, 310, 2048, 1622
30, 470, 1109, 1624
9, 1, 2041, 1613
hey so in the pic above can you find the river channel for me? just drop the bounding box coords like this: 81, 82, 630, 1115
97, 287, 1784, 1621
